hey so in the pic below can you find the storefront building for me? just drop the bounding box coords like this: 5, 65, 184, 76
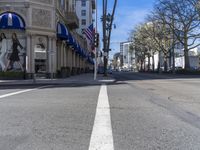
0, 0, 94, 78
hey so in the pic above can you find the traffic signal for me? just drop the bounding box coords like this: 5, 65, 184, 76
94, 33, 99, 48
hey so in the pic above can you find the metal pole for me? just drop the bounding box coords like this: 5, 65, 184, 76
94, 0, 98, 80
103, 0, 107, 76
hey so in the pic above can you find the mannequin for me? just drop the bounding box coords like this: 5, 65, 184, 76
0, 33, 7, 71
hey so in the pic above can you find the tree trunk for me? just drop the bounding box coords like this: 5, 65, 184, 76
140, 60, 143, 71
164, 55, 168, 72
152, 54, 155, 72
148, 54, 150, 72
172, 47, 175, 74
184, 37, 190, 70
143, 59, 146, 71
184, 49, 190, 70
158, 51, 162, 73
169, 48, 172, 68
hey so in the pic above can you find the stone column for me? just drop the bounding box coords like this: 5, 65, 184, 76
52, 37, 57, 73
48, 36, 53, 75
64, 44, 67, 67
72, 50, 76, 67
68, 48, 71, 68
26, 34, 31, 73
30, 34, 35, 73
57, 41, 61, 70
66, 46, 69, 67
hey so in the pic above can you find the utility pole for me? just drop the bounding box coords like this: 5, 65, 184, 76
102, 0, 117, 76
94, 0, 98, 80
102, 0, 107, 76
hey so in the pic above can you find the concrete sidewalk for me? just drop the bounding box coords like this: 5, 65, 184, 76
0, 73, 115, 86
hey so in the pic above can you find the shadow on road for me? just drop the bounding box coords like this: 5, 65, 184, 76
0, 72, 200, 90
113, 72, 200, 82
0, 80, 126, 90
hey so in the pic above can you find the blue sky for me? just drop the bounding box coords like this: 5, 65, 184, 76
96, 0, 155, 58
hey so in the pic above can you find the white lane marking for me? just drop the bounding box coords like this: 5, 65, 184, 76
0, 85, 52, 99
89, 84, 114, 150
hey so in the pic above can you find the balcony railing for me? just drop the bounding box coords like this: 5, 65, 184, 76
66, 11, 79, 29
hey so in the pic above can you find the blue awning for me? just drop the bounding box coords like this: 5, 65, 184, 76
77, 44, 82, 55
79, 47, 84, 57
57, 22, 69, 40
68, 33, 74, 46
81, 48, 87, 58
88, 56, 94, 65
74, 40, 79, 52
0, 12, 25, 30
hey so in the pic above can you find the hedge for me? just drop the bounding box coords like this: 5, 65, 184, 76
0, 71, 24, 79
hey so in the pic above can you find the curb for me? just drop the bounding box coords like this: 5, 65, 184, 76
0, 74, 116, 86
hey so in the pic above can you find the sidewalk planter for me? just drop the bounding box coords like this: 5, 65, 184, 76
71, 67, 77, 76
77, 68, 81, 75
58, 67, 71, 78
56, 70, 62, 78
45, 73, 57, 79
85, 67, 89, 73
81, 68, 84, 73
0, 72, 25, 80
176, 69, 200, 75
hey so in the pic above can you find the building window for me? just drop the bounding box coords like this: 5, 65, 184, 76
81, 19, 86, 25
81, 10, 86, 16
72, 0, 75, 11
81, 28, 85, 33
60, 0, 64, 8
81, 0, 86, 7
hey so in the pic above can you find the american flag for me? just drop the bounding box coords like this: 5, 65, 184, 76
83, 23, 95, 46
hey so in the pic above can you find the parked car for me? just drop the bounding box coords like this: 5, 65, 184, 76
175, 67, 183, 70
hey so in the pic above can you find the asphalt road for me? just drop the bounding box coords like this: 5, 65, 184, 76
1, 72, 200, 150
110, 72, 200, 150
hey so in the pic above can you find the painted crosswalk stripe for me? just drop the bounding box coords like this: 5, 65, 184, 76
89, 84, 114, 150
0, 85, 52, 99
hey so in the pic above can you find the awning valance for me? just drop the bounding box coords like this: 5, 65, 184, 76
57, 22, 89, 58
0, 12, 25, 30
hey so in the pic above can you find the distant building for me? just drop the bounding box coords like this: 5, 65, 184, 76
113, 52, 120, 70
75, 0, 95, 36
120, 41, 136, 69
75, 0, 96, 56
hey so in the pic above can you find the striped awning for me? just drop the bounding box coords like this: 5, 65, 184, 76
57, 22, 69, 40
57, 22, 88, 58
68, 33, 74, 46
0, 12, 25, 30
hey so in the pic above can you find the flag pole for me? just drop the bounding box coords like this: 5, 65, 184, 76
94, 0, 98, 80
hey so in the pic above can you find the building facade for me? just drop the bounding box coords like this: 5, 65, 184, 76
0, 0, 94, 78
120, 41, 136, 70
112, 52, 120, 70
75, 0, 95, 35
